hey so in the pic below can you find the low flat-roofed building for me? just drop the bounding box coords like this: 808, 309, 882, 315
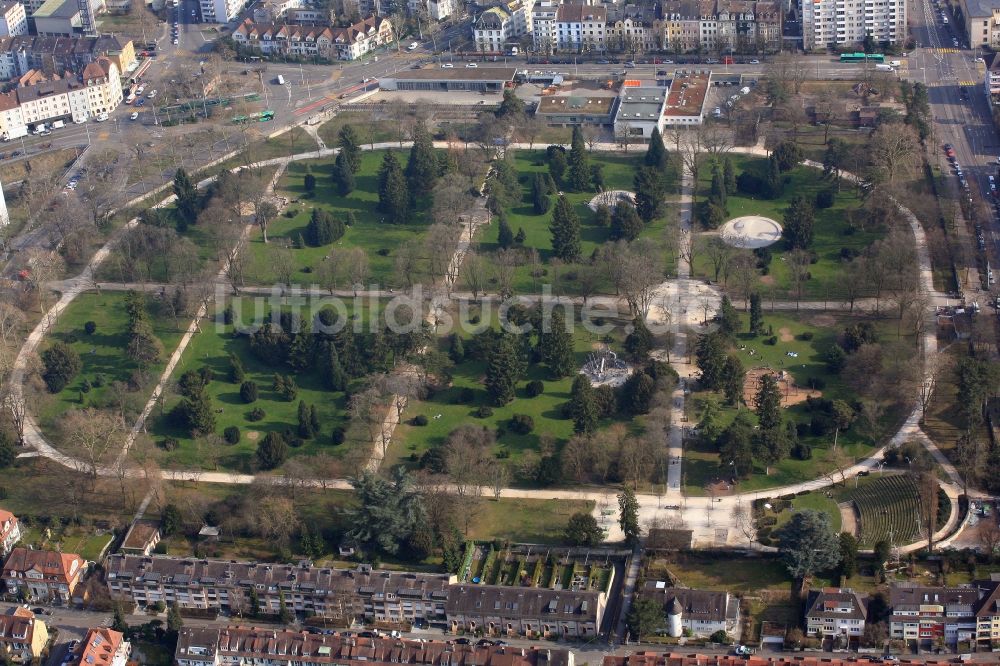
32, 0, 81, 36
120, 519, 161, 556
662, 69, 710, 125
613, 82, 667, 138
536, 94, 617, 127
379, 66, 517, 92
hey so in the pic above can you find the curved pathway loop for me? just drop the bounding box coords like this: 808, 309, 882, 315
9, 138, 972, 553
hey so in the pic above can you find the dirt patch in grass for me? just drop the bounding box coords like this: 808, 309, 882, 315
839, 502, 857, 537
245, 430, 260, 442
808, 313, 837, 327
759, 275, 775, 285
743, 366, 822, 408
778, 326, 794, 342
0, 147, 80, 184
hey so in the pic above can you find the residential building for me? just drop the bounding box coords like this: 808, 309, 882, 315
889, 585, 979, 646
68, 628, 131, 666
640, 582, 741, 639
176, 626, 575, 666
8, 57, 121, 129
554, 3, 607, 52
409, 0, 458, 20
0, 606, 48, 662
1, 547, 87, 604
0, 509, 20, 557
200, 0, 244, 23
120, 519, 161, 557
959, 0, 1000, 47
606, 2, 661, 53
614, 82, 668, 136
106, 555, 455, 624
531, 0, 558, 51
474, 7, 511, 51
0, 2, 27, 36
445, 584, 606, 639
285, 7, 328, 21
972, 577, 1000, 644
804, 588, 867, 639
251, 0, 305, 22
231, 15, 394, 60
800, 0, 906, 49
987, 50, 1000, 101
604, 654, 961, 666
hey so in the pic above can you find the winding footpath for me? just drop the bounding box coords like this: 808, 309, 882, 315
9, 136, 976, 554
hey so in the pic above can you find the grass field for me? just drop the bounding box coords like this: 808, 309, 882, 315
471, 149, 678, 296
682, 311, 906, 494
691, 155, 883, 300
39, 291, 185, 427
318, 112, 397, 148
249, 150, 439, 285
658, 554, 836, 593
148, 297, 364, 472
390, 310, 630, 469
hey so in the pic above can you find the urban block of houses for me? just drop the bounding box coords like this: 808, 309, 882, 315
0, 606, 48, 662
0, 57, 123, 137
888, 585, 979, 645
986, 51, 1000, 103
1, 547, 87, 604
175, 627, 574, 666
0, 34, 135, 81
661, 69, 710, 125
119, 519, 161, 556
956, 0, 998, 48
201, 0, 245, 23
445, 584, 605, 639
0, 509, 21, 558
603, 654, 958, 666
804, 588, 867, 639
231, 15, 394, 61
525, 0, 781, 54
639, 581, 741, 639
67, 627, 131, 666
106, 555, 455, 625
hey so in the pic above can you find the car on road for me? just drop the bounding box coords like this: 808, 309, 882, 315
656, 69, 667, 76
147, 89, 157, 98
173, 38, 179, 44
441, 63, 453, 68
135, 98, 145, 106
624, 61, 635, 68
130, 112, 139, 120
749, 58, 760, 64
596, 59, 610, 64
705, 58, 719, 64
465, 62, 478, 67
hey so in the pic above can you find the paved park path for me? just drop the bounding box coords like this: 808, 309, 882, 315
10, 136, 975, 555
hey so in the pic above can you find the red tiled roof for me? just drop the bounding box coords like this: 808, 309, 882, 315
2, 547, 85, 584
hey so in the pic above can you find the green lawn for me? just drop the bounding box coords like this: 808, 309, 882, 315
682, 311, 908, 494
39, 292, 186, 426
249, 150, 439, 285
147, 297, 366, 472
318, 112, 397, 148
766, 491, 843, 533
464, 498, 595, 544
691, 155, 884, 301
470, 149, 678, 296
661, 555, 814, 593
391, 311, 630, 470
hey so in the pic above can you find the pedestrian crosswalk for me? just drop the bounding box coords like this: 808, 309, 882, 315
960, 80, 978, 86
934, 47, 961, 53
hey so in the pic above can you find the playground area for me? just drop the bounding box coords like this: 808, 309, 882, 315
720, 215, 783, 249
743, 366, 822, 409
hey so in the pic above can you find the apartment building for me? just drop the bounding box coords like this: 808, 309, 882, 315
889, 585, 979, 646
105, 555, 454, 625
200, 0, 244, 23
232, 15, 394, 60
175, 627, 575, 666
804, 588, 867, 639
445, 584, 606, 639
4, 57, 120, 131
0, 509, 20, 558
531, 0, 558, 51
1, 547, 87, 604
555, 3, 607, 51
640, 582, 741, 639
606, 2, 661, 52
960, 0, 1000, 47
120, 520, 161, 557
0, 2, 27, 36
800, 0, 906, 49
68, 628, 131, 666
474, 0, 533, 51
0, 606, 48, 662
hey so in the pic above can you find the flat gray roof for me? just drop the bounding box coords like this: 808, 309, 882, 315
616, 87, 665, 121
387, 66, 517, 81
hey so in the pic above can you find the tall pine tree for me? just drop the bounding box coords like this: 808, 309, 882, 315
644, 126, 669, 171
405, 120, 437, 195
332, 151, 355, 195
337, 125, 362, 173
485, 332, 523, 406
538, 309, 576, 378
755, 373, 783, 431
173, 168, 198, 229
610, 200, 643, 242
633, 166, 665, 223
550, 195, 581, 261
567, 126, 591, 192
569, 374, 599, 433
377, 152, 409, 224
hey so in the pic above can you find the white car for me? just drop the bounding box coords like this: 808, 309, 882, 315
441, 63, 453, 68
130, 111, 139, 120
136, 85, 145, 94
173, 38, 179, 44
147, 89, 157, 98
465, 62, 478, 68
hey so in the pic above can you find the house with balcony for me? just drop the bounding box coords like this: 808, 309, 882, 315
445, 584, 605, 639
66, 627, 130, 666
804, 588, 867, 640
0, 606, 48, 662
0, 509, 20, 558
888, 584, 979, 647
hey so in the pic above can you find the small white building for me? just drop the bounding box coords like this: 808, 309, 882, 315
613, 83, 667, 139
642, 582, 741, 639
0, 2, 27, 37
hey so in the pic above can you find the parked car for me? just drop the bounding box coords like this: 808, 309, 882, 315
130, 112, 139, 120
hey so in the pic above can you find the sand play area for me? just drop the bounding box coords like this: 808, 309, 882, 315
743, 367, 822, 408
720, 216, 783, 249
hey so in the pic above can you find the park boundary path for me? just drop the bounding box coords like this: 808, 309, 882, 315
12, 140, 970, 554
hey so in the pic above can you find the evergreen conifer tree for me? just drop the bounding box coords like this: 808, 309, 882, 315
644, 126, 669, 171
610, 200, 643, 242
539, 309, 576, 378
337, 124, 362, 173
567, 126, 591, 191
377, 152, 409, 224
569, 374, 598, 433
332, 151, 355, 195
550, 195, 581, 261
405, 120, 438, 194
485, 332, 523, 406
